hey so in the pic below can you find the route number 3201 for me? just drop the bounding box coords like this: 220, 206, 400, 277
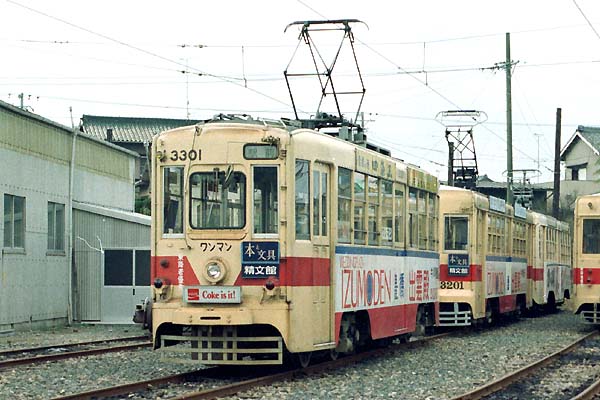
440, 281, 465, 290
170, 149, 201, 162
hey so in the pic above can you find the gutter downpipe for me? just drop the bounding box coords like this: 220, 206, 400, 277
67, 107, 78, 325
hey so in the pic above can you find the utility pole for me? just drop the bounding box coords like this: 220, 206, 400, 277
552, 108, 562, 218
534, 133, 542, 182
505, 32, 514, 206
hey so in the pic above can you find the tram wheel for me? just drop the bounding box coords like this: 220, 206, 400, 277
485, 308, 493, 325
297, 352, 312, 368
329, 348, 339, 361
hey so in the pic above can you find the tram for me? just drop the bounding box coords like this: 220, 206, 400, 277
136, 114, 440, 365
437, 186, 571, 326
438, 186, 528, 325
572, 193, 600, 323
529, 211, 571, 311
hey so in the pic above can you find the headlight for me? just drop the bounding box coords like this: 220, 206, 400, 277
206, 262, 222, 280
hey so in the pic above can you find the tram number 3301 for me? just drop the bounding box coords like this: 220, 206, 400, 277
440, 281, 465, 290
170, 149, 201, 161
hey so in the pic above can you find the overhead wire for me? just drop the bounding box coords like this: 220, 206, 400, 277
572, 0, 600, 41
5, 0, 293, 108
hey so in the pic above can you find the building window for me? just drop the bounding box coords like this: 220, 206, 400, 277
569, 165, 587, 181
4, 194, 25, 249
48, 202, 65, 251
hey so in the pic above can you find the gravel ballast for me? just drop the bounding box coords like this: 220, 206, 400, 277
0, 310, 595, 399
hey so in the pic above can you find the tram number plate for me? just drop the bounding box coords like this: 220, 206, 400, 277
184, 286, 241, 304
440, 281, 465, 290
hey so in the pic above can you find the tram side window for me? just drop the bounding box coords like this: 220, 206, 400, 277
163, 167, 183, 234
445, 216, 468, 251
488, 214, 506, 255
583, 219, 600, 254
312, 170, 328, 237
538, 227, 544, 260
354, 173, 367, 244
408, 189, 418, 248
428, 193, 438, 251
561, 231, 571, 263
295, 160, 310, 240
337, 168, 352, 243
512, 221, 526, 258
253, 166, 278, 234
394, 186, 405, 247
548, 229, 557, 261
418, 190, 427, 249
368, 176, 380, 245
381, 180, 393, 246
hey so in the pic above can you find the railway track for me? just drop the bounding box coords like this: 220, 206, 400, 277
51, 333, 451, 400
451, 331, 600, 400
0, 335, 151, 370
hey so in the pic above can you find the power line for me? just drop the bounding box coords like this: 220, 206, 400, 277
572, 0, 600, 42
2, 92, 291, 115
5, 0, 292, 108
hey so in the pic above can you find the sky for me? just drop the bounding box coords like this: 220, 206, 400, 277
2, 0, 600, 183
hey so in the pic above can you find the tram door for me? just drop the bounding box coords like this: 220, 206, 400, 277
312, 162, 332, 344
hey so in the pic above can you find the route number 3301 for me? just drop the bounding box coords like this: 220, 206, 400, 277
170, 149, 201, 161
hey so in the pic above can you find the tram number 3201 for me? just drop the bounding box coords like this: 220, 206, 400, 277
170, 149, 201, 161
440, 281, 465, 290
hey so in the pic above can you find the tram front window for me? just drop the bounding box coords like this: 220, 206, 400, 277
583, 219, 600, 254
189, 170, 246, 229
445, 216, 469, 251
163, 167, 183, 234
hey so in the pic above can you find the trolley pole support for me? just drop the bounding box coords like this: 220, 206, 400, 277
447, 141, 454, 187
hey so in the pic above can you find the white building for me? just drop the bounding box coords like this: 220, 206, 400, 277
0, 100, 150, 330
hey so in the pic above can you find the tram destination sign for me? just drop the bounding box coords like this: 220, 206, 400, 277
241, 241, 280, 279
448, 254, 469, 277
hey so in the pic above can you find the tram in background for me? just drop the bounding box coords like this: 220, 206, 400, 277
528, 211, 571, 312
572, 193, 600, 323
135, 114, 440, 366
437, 186, 571, 326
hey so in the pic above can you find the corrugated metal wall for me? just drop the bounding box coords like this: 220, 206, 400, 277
73, 209, 150, 321
0, 110, 132, 181
0, 103, 139, 328
0, 148, 70, 328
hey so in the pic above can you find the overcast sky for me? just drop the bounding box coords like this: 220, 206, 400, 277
2, 0, 600, 183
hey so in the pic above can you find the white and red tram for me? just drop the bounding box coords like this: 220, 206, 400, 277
135, 115, 439, 365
